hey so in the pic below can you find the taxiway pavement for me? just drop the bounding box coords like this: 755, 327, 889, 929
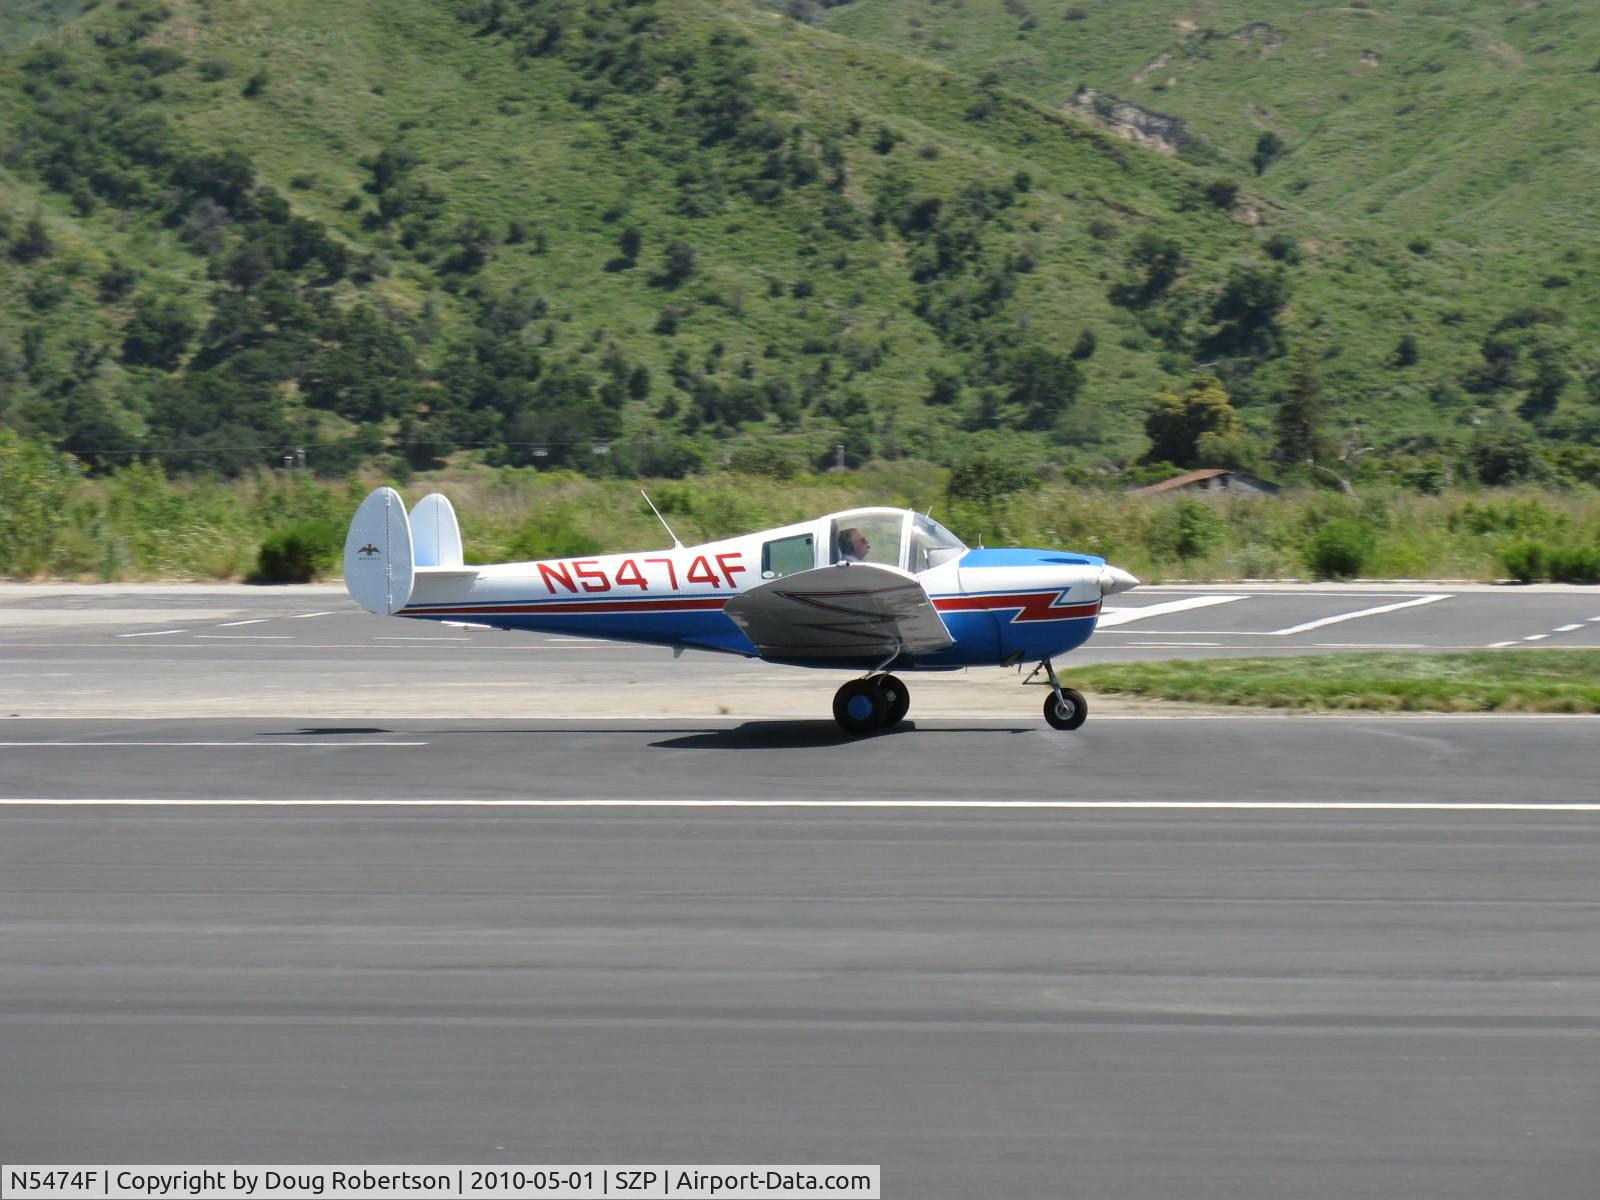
2, 589, 1598, 1197
2, 582, 1598, 719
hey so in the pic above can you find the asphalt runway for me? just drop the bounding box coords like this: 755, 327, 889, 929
3, 582, 1599, 720
2, 588, 1598, 1197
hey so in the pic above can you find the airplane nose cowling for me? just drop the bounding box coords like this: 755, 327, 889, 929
1099, 566, 1139, 596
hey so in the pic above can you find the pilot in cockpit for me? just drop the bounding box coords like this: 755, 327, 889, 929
837, 527, 870, 563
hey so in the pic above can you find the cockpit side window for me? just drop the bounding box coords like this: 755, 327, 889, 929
909, 515, 967, 573
830, 514, 903, 568
761, 533, 815, 579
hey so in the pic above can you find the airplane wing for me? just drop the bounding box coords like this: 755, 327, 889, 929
723, 563, 953, 661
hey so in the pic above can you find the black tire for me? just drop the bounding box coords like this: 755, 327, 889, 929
873, 673, 911, 729
834, 679, 888, 736
1043, 687, 1088, 731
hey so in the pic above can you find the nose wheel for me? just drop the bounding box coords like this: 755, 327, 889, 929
1043, 687, 1087, 730
1039, 657, 1088, 731
832, 674, 911, 736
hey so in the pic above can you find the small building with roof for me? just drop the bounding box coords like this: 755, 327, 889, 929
1127, 468, 1279, 497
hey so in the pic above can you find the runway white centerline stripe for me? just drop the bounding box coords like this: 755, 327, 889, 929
0, 741, 427, 747
215, 619, 267, 627
1488, 641, 1518, 648
1268, 594, 1450, 636
1524, 634, 1549, 641
1097, 595, 1248, 627
1554, 624, 1584, 633
374, 636, 469, 641
1, 798, 1595, 811
194, 635, 294, 640
114, 629, 186, 638
287, 611, 339, 619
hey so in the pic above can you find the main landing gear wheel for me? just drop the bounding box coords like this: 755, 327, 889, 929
1043, 687, 1088, 731
872, 673, 911, 730
833, 679, 888, 736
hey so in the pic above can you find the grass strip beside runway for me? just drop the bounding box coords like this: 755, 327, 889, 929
1073, 649, 1600, 713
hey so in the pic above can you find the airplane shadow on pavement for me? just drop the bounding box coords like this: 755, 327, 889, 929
650, 720, 1034, 750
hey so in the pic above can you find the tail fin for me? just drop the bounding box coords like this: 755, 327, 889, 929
410, 492, 464, 568
344, 487, 414, 614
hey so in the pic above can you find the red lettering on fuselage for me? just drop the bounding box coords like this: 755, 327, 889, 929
572, 559, 610, 592
538, 561, 578, 594
645, 556, 678, 589
614, 559, 647, 590
715, 552, 746, 589
687, 555, 721, 588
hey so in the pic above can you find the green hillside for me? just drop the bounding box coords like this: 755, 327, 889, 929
0, 0, 93, 55
0, 0, 1595, 486
819, 0, 1600, 244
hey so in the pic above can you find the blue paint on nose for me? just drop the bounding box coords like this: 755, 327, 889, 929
959, 548, 1105, 568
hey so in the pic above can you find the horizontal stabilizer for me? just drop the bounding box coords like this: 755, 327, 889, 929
725, 562, 952, 662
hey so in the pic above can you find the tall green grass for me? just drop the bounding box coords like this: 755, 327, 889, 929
4, 433, 1598, 582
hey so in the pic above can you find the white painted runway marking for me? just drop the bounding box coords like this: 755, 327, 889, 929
1554, 624, 1584, 633
1119, 642, 1221, 647
0, 741, 427, 748
1097, 596, 1247, 627
1311, 643, 1426, 649
1488, 641, 1518, 648
1, 798, 1595, 811
215, 619, 267, 627
1269, 594, 1450, 636
287, 611, 339, 619
114, 629, 186, 638
1523, 634, 1550, 642
194, 635, 294, 640
374, 636, 469, 641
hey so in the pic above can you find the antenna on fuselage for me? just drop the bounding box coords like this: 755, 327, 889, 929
641, 490, 684, 550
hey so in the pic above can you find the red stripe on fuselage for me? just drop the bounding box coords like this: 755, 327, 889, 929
403, 591, 1096, 622
933, 593, 1100, 623
402, 597, 730, 616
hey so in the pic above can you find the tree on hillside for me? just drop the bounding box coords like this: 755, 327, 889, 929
1002, 345, 1082, 430
121, 296, 196, 370
1204, 265, 1289, 358
657, 239, 697, 287
1144, 376, 1242, 467
1251, 132, 1285, 176
1466, 307, 1574, 420
9, 211, 54, 264
1274, 347, 1333, 467
1110, 232, 1186, 308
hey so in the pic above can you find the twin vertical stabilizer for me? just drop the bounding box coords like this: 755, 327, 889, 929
344, 488, 468, 615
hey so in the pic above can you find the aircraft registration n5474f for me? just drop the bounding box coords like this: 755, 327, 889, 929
344, 487, 1138, 735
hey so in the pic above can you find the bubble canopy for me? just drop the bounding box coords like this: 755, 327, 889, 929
825, 508, 967, 573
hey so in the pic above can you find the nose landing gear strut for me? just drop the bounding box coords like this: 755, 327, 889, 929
1040, 658, 1088, 731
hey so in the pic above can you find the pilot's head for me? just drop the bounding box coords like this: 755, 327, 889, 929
838, 527, 869, 561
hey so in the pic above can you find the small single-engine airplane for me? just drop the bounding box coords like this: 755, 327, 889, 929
344, 487, 1137, 734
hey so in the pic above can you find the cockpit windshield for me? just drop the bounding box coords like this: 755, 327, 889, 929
908, 515, 967, 573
